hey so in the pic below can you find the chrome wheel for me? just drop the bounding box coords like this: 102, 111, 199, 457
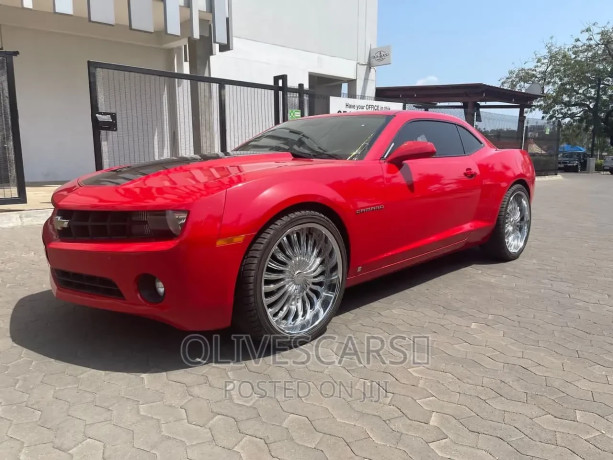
504, 191, 530, 254
261, 223, 342, 334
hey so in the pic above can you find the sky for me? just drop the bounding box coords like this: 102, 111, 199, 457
376, 0, 613, 88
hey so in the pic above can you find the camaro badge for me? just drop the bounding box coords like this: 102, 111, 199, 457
53, 215, 70, 230
356, 205, 384, 215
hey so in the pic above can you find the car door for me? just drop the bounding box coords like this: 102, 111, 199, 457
381, 120, 483, 263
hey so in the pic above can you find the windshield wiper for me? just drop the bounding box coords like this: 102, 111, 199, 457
235, 145, 290, 153
289, 150, 338, 160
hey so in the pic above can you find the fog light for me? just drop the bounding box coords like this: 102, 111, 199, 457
155, 278, 165, 297
138, 274, 165, 304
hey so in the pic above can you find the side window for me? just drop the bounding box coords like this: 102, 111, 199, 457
457, 126, 484, 155
389, 121, 465, 157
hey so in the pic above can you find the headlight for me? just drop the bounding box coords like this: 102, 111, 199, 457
133, 210, 189, 238
164, 210, 189, 236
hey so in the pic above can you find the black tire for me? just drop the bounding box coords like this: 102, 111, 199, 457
481, 184, 531, 261
609, 169, 613, 175
233, 210, 347, 339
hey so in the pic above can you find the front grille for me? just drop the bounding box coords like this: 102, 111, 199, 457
56, 210, 153, 240
53, 269, 124, 299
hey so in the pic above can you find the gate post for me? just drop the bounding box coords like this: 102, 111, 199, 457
87, 61, 104, 171
273, 74, 288, 124
218, 83, 227, 152
554, 120, 561, 176
0, 51, 27, 204
298, 83, 305, 118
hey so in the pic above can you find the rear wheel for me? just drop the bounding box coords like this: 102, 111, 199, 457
482, 184, 531, 261
233, 210, 347, 339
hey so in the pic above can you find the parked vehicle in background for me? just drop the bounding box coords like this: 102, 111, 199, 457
558, 151, 588, 172
42, 111, 535, 339
604, 156, 613, 174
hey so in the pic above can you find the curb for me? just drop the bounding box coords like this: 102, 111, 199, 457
536, 175, 563, 182
0, 209, 52, 229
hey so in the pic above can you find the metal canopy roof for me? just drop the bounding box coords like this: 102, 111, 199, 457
375, 83, 542, 106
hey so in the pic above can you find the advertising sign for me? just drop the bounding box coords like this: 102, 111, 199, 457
329, 96, 403, 114
369, 45, 392, 67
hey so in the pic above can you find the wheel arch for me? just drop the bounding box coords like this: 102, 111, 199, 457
510, 178, 531, 198
248, 201, 351, 267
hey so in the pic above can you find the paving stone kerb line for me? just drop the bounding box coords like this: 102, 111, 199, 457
2, 172, 612, 459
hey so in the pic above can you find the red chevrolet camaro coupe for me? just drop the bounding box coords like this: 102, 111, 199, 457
43, 111, 534, 338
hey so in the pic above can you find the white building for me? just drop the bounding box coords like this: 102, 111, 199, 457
0, 0, 378, 182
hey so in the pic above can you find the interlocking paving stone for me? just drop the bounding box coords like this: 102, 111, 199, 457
315, 434, 359, 459
430, 438, 495, 459
387, 416, 446, 443
268, 439, 327, 460
476, 433, 531, 460
2, 174, 613, 458
534, 414, 599, 438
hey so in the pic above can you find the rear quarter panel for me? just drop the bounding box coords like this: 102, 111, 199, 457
470, 147, 535, 243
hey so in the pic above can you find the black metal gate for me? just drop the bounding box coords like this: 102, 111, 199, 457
88, 61, 301, 170
0, 51, 26, 204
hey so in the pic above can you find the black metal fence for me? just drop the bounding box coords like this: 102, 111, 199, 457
89, 62, 559, 176
0, 51, 26, 204
89, 61, 288, 169
473, 112, 559, 176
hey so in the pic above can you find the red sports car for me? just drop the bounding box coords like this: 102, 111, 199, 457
43, 111, 534, 338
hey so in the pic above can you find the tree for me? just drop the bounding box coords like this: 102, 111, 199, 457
501, 24, 613, 151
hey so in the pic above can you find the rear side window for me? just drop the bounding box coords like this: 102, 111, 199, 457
457, 126, 484, 155
390, 120, 465, 157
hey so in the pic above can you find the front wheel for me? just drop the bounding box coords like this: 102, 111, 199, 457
482, 184, 531, 261
233, 210, 347, 339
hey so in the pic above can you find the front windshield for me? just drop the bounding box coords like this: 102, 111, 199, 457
234, 115, 391, 160
560, 152, 580, 159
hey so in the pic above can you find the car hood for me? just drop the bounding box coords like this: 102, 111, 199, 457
52, 152, 323, 209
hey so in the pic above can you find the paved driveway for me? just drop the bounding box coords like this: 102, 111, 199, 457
1, 174, 613, 459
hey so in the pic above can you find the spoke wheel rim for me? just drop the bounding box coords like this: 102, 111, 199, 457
261, 223, 342, 334
504, 191, 530, 254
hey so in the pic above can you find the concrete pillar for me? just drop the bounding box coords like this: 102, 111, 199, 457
347, 63, 376, 98
188, 23, 214, 154
518, 105, 526, 149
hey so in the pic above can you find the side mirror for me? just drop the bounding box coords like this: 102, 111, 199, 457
386, 141, 436, 164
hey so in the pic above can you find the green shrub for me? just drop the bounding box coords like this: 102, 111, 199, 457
596, 159, 604, 171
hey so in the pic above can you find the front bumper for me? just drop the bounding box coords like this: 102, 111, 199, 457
42, 215, 249, 331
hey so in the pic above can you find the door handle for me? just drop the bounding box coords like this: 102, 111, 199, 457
464, 168, 477, 179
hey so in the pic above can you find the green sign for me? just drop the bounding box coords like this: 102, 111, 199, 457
288, 109, 302, 120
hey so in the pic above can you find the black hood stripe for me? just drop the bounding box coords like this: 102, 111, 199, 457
81, 155, 222, 186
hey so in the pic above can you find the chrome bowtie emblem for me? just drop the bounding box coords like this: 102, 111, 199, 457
53, 215, 70, 230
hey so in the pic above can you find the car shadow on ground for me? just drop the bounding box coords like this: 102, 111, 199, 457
10, 248, 494, 373
338, 247, 494, 315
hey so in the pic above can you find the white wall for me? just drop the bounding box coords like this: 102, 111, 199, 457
210, 37, 358, 87
231, 0, 376, 62
213, 0, 378, 92
2, 25, 171, 181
